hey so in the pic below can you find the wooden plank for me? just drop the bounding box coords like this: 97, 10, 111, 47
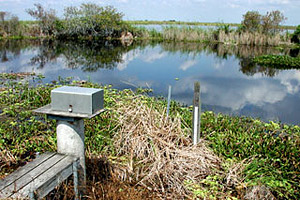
14, 156, 78, 199
0, 152, 56, 191
35, 157, 79, 199
0, 153, 66, 198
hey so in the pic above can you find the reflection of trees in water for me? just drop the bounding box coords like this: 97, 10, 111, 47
0, 39, 39, 63
0, 39, 150, 72
160, 42, 294, 77
0, 39, 297, 76
29, 39, 145, 72
30, 40, 60, 68
161, 41, 284, 58
289, 48, 299, 57
60, 40, 131, 72
239, 57, 278, 77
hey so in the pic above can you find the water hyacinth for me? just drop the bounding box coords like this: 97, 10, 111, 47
0, 74, 299, 199
253, 55, 300, 69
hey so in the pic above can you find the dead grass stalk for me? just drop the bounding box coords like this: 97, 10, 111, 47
111, 95, 223, 198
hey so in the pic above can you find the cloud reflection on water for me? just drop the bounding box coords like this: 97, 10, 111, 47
1, 40, 299, 124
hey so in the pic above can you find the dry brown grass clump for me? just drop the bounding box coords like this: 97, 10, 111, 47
110, 94, 223, 198
0, 150, 18, 178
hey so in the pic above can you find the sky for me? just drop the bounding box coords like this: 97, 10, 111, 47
0, 0, 299, 25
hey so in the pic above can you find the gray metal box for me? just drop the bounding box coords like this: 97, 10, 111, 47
51, 86, 103, 115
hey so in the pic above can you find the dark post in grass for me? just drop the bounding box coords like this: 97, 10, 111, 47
192, 82, 201, 145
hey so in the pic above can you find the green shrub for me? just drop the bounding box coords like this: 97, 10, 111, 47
60, 4, 130, 39
291, 25, 300, 44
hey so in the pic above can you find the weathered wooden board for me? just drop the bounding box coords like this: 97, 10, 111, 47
0, 152, 56, 191
1, 153, 66, 198
0, 152, 79, 199
13, 156, 78, 199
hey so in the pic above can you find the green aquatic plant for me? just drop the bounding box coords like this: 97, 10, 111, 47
253, 55, 300, 69
201, 112, 300, 199
0, 73, 299, 199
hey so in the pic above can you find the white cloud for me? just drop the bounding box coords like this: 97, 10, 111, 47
179, 60, 197, 71
205, 81, 285, 111
276, 70, 300, 94
117, 50, 140, 71
252, 0, 290, 5
172, 75, 286, 111
225, 0, 292, 8
117, 0, 129, 3
213, 61, 225, 69
141, 51, 167, 63
0, 65, 9, 72
228, 3, 240, 8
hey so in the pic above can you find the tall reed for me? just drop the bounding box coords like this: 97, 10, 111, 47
152, 26, 292, 46
217, 31, 288, 46
162, 26, 214, 42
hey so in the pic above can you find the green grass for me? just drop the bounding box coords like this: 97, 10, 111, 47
0, 73, 299, 199
201, 112, 300, 199
127, 20, 297, 30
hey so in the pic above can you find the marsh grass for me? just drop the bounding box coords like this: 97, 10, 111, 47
162, 26, 214, 42
110, 93, 223, 198
133, 26, 292, 46
128, 20, 297, 31
217, 31, 288, 46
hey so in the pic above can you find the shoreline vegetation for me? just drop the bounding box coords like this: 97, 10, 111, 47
0, 73, 299, 199
0, 3, 299, 48
127, 20, 297, 30
0, 3, 300, 198
253, 55, 300, 69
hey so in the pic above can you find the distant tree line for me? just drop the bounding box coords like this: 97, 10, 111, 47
238, 10, 299, 44
0, 3, 131, 40
240, 10, 287, 34
0, 12, 20, 37
26, 3, 130, 39
0, 4, 299, 45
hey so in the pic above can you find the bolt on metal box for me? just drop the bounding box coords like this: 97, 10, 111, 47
51, 86, 103, 115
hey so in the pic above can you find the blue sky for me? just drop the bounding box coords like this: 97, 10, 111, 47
1, 0, 299, 25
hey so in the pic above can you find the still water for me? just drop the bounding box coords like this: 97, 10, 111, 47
0, 39, 299, 125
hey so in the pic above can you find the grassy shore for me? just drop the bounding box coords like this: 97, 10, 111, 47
17, 20, 298, 30
0, 73, 299, 199
1, 19, 296, 47
132, 26, 292, 46
127, 20, 297, 30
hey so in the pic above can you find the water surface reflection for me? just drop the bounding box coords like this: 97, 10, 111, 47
0, 39, 299, 125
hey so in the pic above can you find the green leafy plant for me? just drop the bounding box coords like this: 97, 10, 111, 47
253, 55, 300, 69
1, 73, 299, 199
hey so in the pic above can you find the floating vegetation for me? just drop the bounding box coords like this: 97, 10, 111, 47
253, 55, 300, 69
0, 72, 36, 80
0, 73, 299, 199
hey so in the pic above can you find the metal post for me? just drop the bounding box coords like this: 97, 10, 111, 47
56, 119, 86, 195
167, 85, 172, 118
192, 82, 201, 145
73, 162, 79, 200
